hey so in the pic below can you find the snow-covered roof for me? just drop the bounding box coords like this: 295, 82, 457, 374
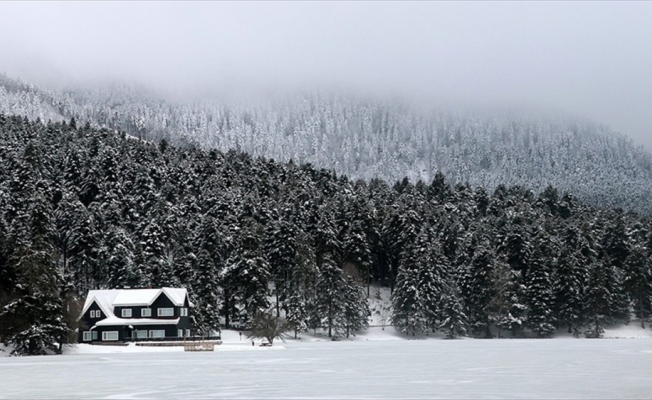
112, 288, 188, 307
79, 287, 190, 320
80, 290, 121, 320
94, 317, 180, 327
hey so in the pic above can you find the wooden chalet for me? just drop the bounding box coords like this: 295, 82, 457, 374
78, 288, 193, 343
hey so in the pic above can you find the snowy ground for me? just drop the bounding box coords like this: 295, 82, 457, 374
3, 337, 652, 399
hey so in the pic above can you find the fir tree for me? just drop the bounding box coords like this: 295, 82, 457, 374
314, 254, 347, 338
462, 238, 495, 338
526, 243, 556, 337
439, 282, 468, 339
623, 245, 652, 328
342, 276, 370, 338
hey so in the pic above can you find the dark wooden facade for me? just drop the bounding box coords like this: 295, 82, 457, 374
78, 291, 193, 343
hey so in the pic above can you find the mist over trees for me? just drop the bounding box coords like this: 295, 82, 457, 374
2, 73, 652, 215
1, 114, 652, 355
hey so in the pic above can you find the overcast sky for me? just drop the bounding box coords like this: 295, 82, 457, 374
1, 2, 651, 147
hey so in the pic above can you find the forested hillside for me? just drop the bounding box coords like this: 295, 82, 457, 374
1, 114, 652, 355
2, 73, 652, 214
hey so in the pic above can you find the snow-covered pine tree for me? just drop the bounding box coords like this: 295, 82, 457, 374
554, 249, 586, 335
222, 230, 270, 327
623, 245, 652, 328
263, 217, 297, 317
585, 260, 612, 338
439, 281, 468, 339
342, 275, 370, 338
0, 196, 69, 355
489, 258, 525, 338
285, 234, 318, 338
390, 229, 441, 336
526, 235, 556, 337
314, 253, 347, 338
102, 226, 140, 289
462, 236, 496, 338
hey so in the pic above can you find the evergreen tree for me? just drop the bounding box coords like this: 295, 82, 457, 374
623, 245, 652, 328
342, 276, 370, 338
439, 281, 468, 339
554, 249, 586, 335
390, 229, 439, 336
101, 226, 140, 289
526, 242, 556, 337
0, 197, 69, 355
489, 259, 526, 338
585, 261, 612, 338
462, 238, 495, 338
314, 253, 347, 338
222, 230, 270, 326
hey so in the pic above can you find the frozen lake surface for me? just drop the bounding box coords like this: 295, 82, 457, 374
2, 339, 652, 399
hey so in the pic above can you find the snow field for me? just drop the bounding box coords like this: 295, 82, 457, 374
3, 339, 652, 399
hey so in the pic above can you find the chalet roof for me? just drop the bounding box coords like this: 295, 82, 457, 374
79, 287, 191, 320
112, 288, 188, 307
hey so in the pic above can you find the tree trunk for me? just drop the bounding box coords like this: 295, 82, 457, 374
641, 295, 646, 329
224, 290, 230, 329
275, 290, 280, 318
367, 267, 371, 297
328, 301, 332, 338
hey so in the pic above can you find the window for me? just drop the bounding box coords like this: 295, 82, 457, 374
89, 310, 95, 318
135, 330, 148, 339
92, 331, 98, 340
180, 308, 188, 317
102, 331, 119, 341
96, 310, 102, 318
141, 308, 152, 317
149, 330, 165, 339
121, 308, 132, 318
83, 331, 92, 341
185, 329, 191, 337
158, 308, 174, 317
178, 329, 183, 337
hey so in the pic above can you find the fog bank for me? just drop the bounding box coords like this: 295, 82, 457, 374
1, 2, 651, 146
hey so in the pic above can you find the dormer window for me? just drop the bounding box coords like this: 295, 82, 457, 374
90, 310, 95, 318
141, 308, 152, 317
121, 308, 132, 318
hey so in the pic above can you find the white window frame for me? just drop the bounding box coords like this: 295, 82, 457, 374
96, 310, 102, 318
180, 308, 188, 317
102, 331, 119, 341
149, 330, 165, 339
135, 330, 148, 339
90, 310, 95, 318
141, 308, 152, 317
178, 329, 183, 337
92, 331, 98, 340
157, 308, 174, 317
121, 308, 132, 318
185, 329, 191, 337
83, 331, 92, 341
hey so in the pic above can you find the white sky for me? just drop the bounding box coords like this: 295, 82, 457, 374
1, 2, 651, 147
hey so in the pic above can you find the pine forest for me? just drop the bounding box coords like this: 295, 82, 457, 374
1, 112, 652, 355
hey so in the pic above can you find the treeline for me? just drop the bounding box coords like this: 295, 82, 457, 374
1, 114, 651, 355
3, 72, 652, 215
